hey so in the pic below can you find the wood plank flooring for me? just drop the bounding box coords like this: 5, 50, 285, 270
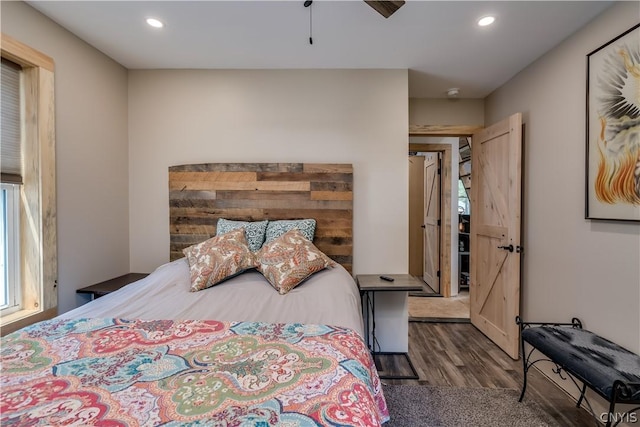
408, 292, 470, 320
377, 323, 597, 426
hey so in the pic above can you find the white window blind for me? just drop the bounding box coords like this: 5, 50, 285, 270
1, 59, 22, 183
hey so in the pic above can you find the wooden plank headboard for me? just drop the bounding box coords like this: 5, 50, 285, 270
169, 163, 353, 272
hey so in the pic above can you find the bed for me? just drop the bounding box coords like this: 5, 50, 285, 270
1, 163, 389, 426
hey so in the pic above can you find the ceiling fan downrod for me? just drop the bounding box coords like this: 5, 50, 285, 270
304, 1, 313, 45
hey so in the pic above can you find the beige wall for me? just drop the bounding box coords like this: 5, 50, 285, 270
409, 98, 484, 126
1, 2, 130, 314
485, 1, 639, 413
128, 69, 409, 276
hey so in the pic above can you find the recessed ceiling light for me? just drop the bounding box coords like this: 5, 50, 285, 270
477, 16, 495, 27
146, 18, 164, 28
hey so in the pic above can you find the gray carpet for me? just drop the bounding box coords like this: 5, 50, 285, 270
382, 384, 559, 426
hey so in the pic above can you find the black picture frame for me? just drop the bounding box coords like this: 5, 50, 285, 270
585, 23, 640, 222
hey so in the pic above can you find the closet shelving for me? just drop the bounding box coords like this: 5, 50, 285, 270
458, 137, 471, 290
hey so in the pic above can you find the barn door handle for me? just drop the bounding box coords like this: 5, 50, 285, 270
498, 244, 514, 252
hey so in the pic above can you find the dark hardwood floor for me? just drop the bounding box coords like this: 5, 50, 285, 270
376, 322, 597, 426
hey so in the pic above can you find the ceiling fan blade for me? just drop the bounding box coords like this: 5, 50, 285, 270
364, 1, 405, 18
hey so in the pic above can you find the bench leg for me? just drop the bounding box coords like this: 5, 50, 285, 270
518, 386, 527, 403
605, 399, 616, 427
576, 383, 587, 407
518, 335, 528, 402
518, 367, 528, 402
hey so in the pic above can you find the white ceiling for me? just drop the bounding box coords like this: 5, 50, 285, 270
27, 0, 613, 98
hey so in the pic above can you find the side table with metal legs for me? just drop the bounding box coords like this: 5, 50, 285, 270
357, 274, 422, 380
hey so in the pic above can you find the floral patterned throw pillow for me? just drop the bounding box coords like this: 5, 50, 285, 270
264, 219, 316, 244
256, 229, 335, 294
183, 227, 257, 292
216, 218, 268, 252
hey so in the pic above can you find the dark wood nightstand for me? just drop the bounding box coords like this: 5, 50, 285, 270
76, 273, 149, 300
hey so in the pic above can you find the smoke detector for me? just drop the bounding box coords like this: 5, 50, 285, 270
447, 88, 460, 98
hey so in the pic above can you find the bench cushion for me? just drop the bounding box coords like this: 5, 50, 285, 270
522, 326, 640, 401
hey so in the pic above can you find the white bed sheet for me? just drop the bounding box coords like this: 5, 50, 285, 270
61, 259, 364, 337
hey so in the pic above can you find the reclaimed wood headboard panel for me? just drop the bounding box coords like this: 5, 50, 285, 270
169, 163, 353, 272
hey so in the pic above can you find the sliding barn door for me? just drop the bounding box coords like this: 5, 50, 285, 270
470, 113, 523, 359
423, 153, 441, 293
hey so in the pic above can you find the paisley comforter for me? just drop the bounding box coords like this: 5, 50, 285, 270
1, 318, 389, 426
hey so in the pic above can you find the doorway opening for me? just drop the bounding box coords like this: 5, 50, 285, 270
408, 139, 453, 298
409, 152, 441, 295
408, 136, 472, 322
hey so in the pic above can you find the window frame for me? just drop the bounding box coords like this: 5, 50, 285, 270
0, 33, 57, 335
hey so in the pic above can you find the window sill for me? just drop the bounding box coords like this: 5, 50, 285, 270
0, 307, 56, 336
1, 307, 40, 324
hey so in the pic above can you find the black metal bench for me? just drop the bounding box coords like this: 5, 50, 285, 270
516, 317, 640, 427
